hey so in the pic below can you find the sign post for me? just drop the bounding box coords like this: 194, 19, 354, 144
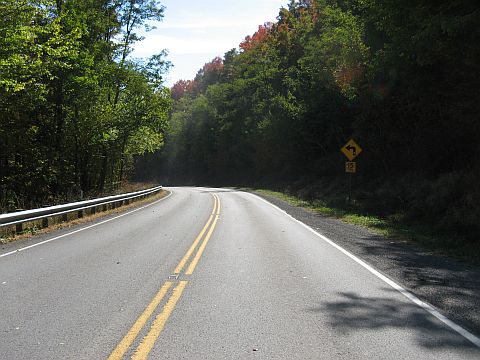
341, 139, 362, 202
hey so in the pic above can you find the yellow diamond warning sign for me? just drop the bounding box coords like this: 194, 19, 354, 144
341, 139, 362, 161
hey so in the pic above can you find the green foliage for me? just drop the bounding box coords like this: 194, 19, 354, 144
0, 0, 171, 210
159, 0, 480, 244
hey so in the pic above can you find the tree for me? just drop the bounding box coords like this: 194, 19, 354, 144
159, 0, 480, 242
0, 0, 171, 210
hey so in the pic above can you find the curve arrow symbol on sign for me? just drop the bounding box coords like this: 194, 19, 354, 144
341, 139, 362, 161
346, 145, 357, 156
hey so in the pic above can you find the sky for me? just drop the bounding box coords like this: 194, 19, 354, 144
132, 0, 288, 86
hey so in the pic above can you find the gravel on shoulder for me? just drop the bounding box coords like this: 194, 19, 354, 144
253, 191, 480, 336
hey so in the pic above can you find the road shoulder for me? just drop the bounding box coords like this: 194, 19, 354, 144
0, 190, 170, 256
251, 190, 480, 336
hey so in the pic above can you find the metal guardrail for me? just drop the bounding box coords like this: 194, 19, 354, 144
0, 186, 163, 232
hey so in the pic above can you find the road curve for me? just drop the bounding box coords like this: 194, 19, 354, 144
0, 187, 478, 359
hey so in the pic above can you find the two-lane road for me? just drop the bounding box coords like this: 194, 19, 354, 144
0, 187, 479, 359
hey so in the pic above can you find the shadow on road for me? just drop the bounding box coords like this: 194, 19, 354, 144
253, 191, 480, 337
355, 233, 480, 335
310, 289, 478, 351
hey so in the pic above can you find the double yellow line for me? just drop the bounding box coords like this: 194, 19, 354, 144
108, 194, 221, 360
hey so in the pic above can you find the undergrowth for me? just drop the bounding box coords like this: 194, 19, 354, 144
255, 189, 480, 266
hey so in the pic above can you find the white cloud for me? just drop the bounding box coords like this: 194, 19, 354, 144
157, 20, 250, 30
132, 0, 288, 84
133, 34, 236, 57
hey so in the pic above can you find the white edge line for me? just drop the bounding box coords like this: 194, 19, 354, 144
0, 191, 173, 259
248, 192, 480, 348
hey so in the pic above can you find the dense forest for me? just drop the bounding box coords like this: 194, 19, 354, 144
139, 0, 480, 243
0, 0, 171, 211
2, 0, 480, 245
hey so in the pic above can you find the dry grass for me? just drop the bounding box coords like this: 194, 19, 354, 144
254, 188, 480, 265
0, 189, 169, 245
114, 182, 159, 195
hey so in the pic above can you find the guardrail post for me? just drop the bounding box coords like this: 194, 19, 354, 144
0, 186, 162, 235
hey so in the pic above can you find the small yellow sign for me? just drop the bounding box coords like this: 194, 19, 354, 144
346, 162, 357, 173
341, 139, 362, 161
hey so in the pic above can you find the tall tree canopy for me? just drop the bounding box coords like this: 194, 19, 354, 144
0, 0, 171, 210
155, 0, 480, 241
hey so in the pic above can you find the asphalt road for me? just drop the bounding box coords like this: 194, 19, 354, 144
0, 187, 479, 359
